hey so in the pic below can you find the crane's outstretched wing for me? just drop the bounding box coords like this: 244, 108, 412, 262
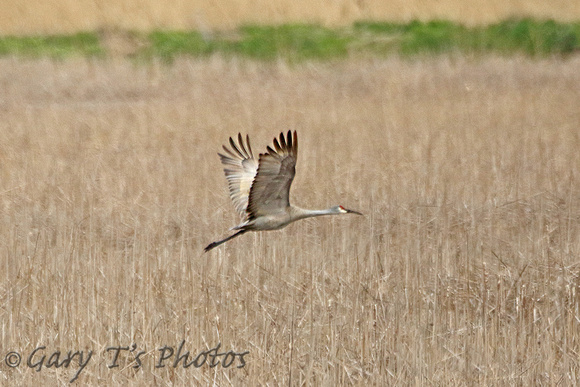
247, 131, 298, 219
218, 133, 259, 217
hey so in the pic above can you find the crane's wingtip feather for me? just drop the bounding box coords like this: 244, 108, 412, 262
266, 145, 276, 155
237, 133, 247, 156
229, 136, 245, 158
246, 134, 253, 158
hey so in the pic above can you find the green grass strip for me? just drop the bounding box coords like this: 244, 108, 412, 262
352, 19, 579, 56
0, 19, 578, 60
0, 32, 103, 58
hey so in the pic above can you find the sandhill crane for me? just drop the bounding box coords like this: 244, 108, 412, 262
204, 131, 362, 252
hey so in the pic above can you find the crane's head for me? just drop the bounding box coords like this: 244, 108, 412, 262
335, 205, 363, 215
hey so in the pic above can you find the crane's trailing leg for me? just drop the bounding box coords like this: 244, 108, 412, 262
204, 229, 248, 252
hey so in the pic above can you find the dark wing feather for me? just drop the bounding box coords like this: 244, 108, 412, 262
247, 131, 298, 219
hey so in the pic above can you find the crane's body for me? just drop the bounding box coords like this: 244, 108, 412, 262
204, 131, 361, 252
237, 205, 350, 231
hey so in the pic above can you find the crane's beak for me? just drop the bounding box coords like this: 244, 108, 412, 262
345, 208, 363, 215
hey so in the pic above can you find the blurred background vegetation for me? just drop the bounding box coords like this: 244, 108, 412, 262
0, 19, 578, 61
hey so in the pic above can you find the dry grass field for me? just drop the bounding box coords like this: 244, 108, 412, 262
0, 55, 579, 385
2, 0, 580, 35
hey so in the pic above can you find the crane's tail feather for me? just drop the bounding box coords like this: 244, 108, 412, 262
204, 229, 248, 252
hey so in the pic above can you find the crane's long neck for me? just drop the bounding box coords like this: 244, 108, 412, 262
290, 206, 336, 221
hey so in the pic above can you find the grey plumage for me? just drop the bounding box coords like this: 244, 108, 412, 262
205, 131, 361, 252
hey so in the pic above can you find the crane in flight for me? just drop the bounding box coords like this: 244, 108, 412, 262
204, 131, 362, 252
